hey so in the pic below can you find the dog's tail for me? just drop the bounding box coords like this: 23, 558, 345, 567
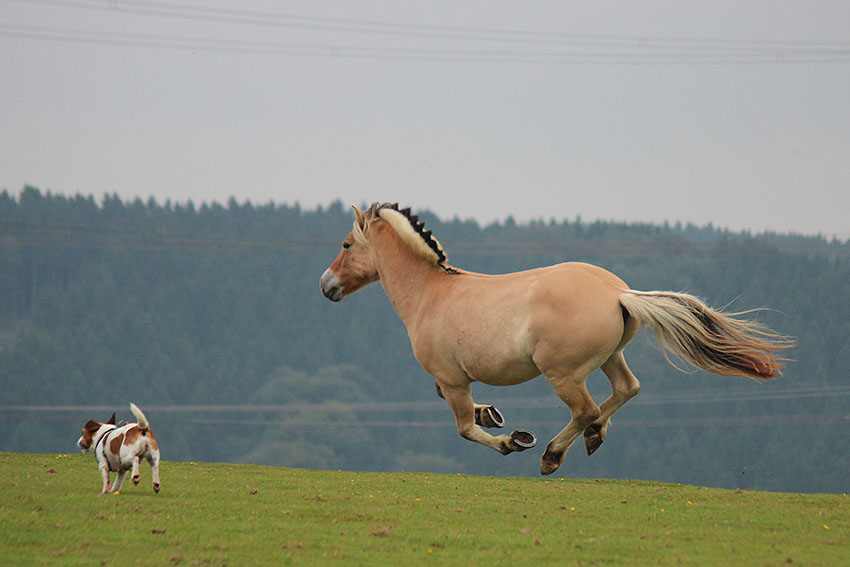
129, 403, 150, 433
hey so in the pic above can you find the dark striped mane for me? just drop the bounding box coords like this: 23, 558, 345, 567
367, 203, 459, 274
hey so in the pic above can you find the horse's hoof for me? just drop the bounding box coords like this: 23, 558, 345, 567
153, 483, 160, 493
541, 442, 564, 475
540, 458, 560, 476
584, 423, 604, 456
509, 430, 536, 451
475, 406, 505, 428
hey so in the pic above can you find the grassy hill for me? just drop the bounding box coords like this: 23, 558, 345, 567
1, 453, 847, 566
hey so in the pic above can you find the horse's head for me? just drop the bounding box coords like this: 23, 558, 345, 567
320, 205, 379, 301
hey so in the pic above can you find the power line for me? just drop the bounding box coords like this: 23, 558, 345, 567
4, 386, 846, 430
0, 22, 344, 57
2, 22, 847, 65
491, 385, 850, 408
3, 385, 848, 415
11, 0, 850, 52
0, 219, 340, 252
3, 412, 847, 429
74, 414, 850, 428
3, 1, 850, 64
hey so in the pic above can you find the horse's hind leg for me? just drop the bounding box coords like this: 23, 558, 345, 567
584, 352, 641, 455
435, 381, 505, 429
541, 375, 601, 475
436, 381, 535, 455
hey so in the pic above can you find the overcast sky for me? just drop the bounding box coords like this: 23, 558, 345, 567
2, 1, 848, 237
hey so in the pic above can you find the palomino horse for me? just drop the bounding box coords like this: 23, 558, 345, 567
320, 203, 792, 475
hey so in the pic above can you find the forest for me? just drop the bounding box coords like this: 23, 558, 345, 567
1, 186, 848, 493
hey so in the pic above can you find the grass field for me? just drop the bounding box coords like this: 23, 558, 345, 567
1, 452, 847, 566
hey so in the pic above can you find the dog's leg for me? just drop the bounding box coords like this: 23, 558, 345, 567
131, 457, 141, 485
99, 464, 111, 494
148, 452, 161, 493
111, 471, 128, 493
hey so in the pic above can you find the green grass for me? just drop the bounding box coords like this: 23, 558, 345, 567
1, 452, 847, 566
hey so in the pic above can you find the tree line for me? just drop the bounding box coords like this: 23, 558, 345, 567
1, 186, 847, 493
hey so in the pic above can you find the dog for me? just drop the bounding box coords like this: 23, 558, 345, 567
77, 403, 161, 494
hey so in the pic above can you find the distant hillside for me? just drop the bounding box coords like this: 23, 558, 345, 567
1, 186, 848, 493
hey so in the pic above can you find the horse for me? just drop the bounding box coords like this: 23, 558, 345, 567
319, 203, 793, 475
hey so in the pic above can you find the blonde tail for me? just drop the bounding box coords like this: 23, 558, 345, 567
129, 403, 149, 431
619, 291, 794, 380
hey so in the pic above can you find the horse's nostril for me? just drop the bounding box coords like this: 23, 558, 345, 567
323, 285, 344, 302
320, 270, 344, 301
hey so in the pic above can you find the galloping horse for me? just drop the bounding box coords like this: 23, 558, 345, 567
320, 203, 792, 475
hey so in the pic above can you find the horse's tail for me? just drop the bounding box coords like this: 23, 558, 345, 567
129, 403, 150, 433
619, 290, 794, 380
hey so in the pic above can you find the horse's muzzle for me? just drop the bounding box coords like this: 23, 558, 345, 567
320, 269, 344, 302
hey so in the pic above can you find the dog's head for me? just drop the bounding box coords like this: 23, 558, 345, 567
77, 413, 116, 453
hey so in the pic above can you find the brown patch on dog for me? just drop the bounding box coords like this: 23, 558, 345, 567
147, 430, 159, 451
80, 420, 101, 448
123, 426, 140, 445
109, 433, 125, 454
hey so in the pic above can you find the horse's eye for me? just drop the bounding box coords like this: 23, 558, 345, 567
342, 242, 351, 250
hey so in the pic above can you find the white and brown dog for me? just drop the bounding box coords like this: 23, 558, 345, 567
77, 403, 161, 494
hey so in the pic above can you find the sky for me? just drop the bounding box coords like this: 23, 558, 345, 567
2, 1, 849, 238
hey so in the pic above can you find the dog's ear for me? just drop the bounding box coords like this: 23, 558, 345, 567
107, 413, 116, 425
84, 420, 101, 435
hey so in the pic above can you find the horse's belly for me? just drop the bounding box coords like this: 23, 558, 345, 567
453, 331, 541, 385
461, 355, 541, 386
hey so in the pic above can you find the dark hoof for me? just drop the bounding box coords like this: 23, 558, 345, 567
540, 450, 564, 475
475, 406, 505, 428
584, 423, 604, 456
509, 430, 536, 451
540, 458, 559, 476
153, 483, 160, 493
132, 476, 140, 485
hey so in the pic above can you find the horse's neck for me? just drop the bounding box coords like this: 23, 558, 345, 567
374, 237, 442, 326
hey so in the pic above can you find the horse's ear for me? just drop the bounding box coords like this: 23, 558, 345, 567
352, 205, 367, 231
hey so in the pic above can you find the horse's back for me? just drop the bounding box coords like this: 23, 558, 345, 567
458, 261, 628, 289
539, 261, 627, 286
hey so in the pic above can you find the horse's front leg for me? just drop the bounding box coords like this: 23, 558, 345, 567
435, 381, 505, 429
436, 381, 535, 455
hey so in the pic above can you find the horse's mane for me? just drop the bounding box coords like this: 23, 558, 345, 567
366, 203, 459, 274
